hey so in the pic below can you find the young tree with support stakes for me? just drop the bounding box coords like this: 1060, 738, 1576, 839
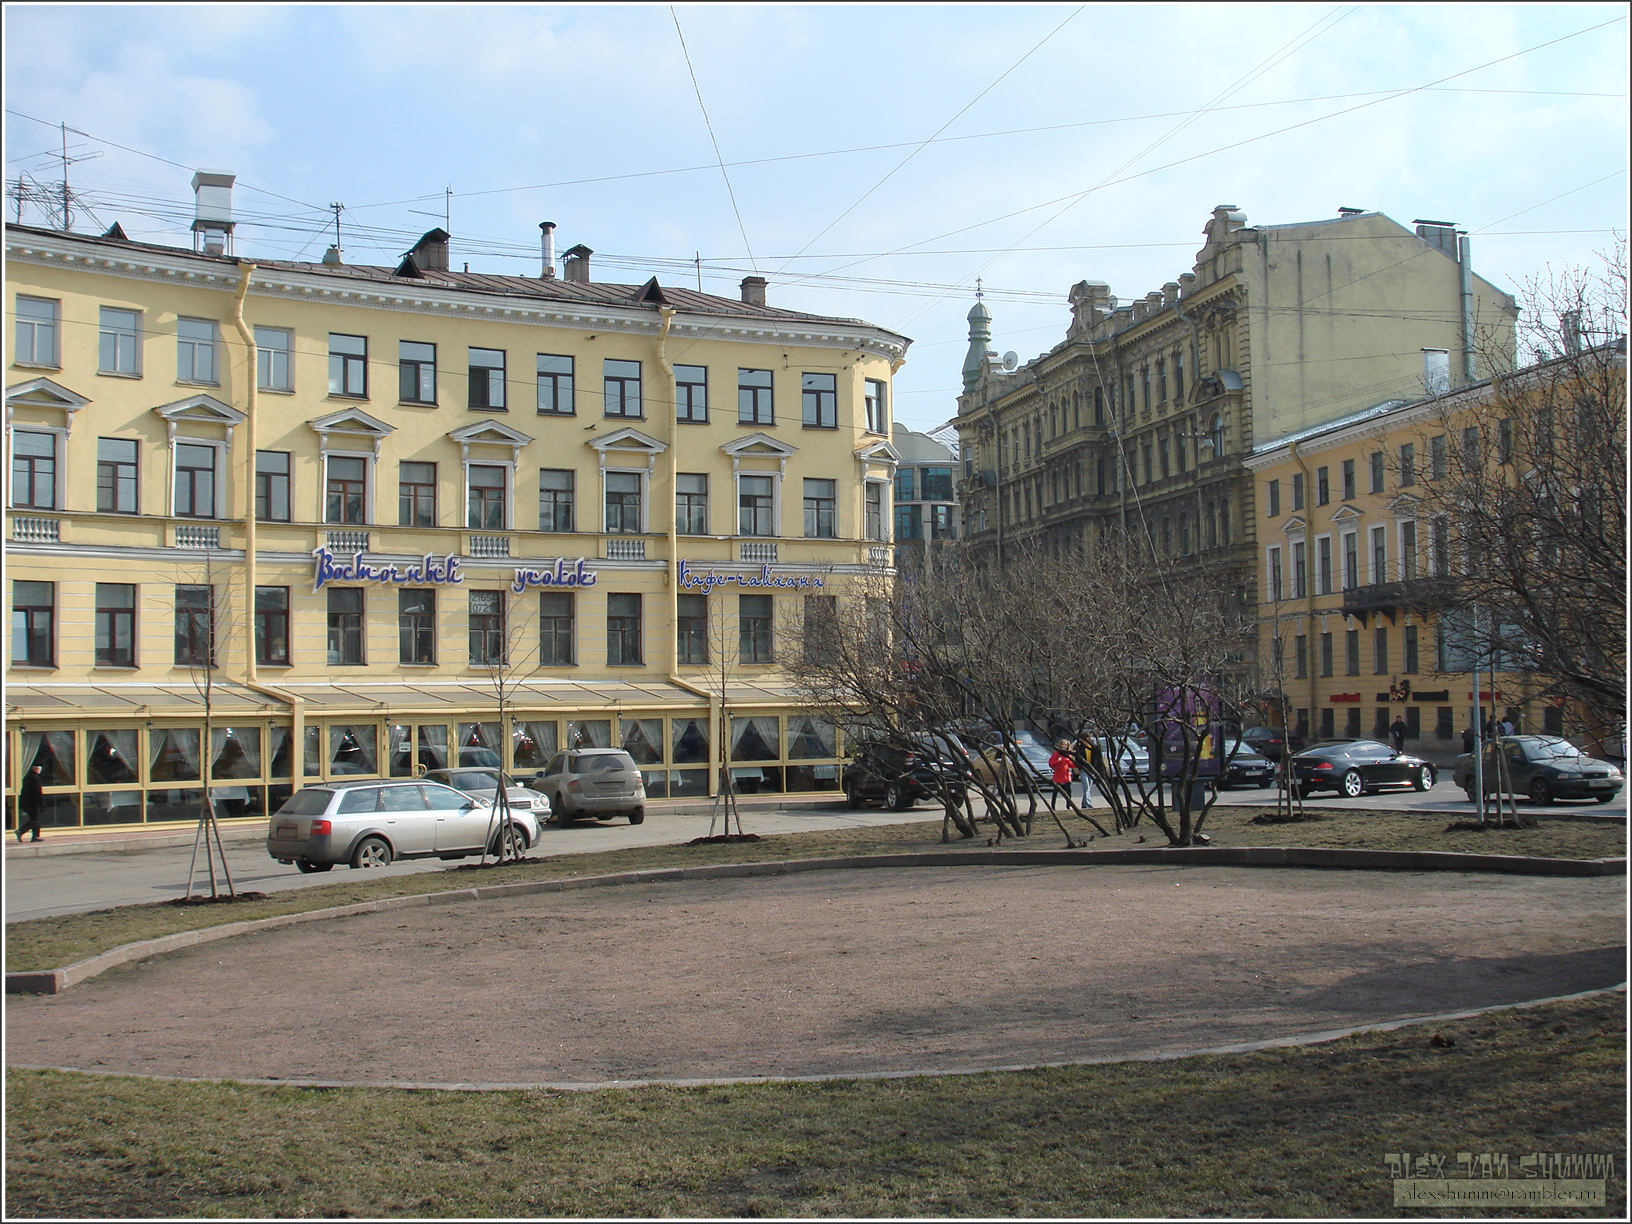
177, 553, 240, 901
466, 585, 543, 865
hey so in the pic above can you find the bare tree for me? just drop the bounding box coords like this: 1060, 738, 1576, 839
178, 553, 239, 900
468, 587, 541, 864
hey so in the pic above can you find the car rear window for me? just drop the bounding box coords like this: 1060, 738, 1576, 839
571, 754, 634, 774
277, 789, 335, 816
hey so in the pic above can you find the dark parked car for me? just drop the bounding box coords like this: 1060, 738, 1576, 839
1241, 726, 1307, 762
843, 742, 963, 811
1286, 739, 1436, 799
1219, 739, 1276, 788
1453, 736, 1624, 805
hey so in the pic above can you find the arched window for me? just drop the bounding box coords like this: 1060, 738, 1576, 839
1178, 512, 1191, 554
1160, 517, 1172, 554
1210, 413, 1225, 457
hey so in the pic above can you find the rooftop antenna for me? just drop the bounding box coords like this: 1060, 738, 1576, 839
411, 187, 454, 236
328, 202, 345, 255
695, 251, 703, 291
54, 122, 102, 232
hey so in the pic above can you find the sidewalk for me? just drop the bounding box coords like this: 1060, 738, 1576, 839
4, 793, 843, 858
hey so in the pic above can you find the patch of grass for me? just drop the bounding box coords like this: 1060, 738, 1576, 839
6, 994, 1623, 1218
7, 809, 1624, 974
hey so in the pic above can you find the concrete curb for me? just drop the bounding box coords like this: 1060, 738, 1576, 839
8, 846, 1624, 995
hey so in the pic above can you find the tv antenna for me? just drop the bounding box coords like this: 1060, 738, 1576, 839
49, 123, 102, 231
409, 186, 453, 234
328, 202, 345, 254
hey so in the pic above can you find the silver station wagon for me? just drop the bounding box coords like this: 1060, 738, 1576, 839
266, 778, 535, 873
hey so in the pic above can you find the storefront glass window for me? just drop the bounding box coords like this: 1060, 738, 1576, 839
457, 722, 502, 768
146, 787, 202, 823
304, 727, 323, 776
328, 724, 378, 775
87, 729, 138, 784
211, 727, 262, 779
513, 722, 556, 773
83, 789, 142, 825
620, 718, 663, 765
148, 728, 200, 782
567, 719, 611, 749
787, 716, 836, 759
671, 716, 709, 764
731, 716, 779, 761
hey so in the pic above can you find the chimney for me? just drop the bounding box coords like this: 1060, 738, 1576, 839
1413, 219, 1458, 258
1561, 310, 1584, 355
408, 228, 449, 272
562, 244, 592, 283
1422, 348, 1450, 396
740, 276, 767, 307
539, 222, 556, 279
1338, 206, 1364, 218
190, 170, 236, 256
322, 245, 343, 267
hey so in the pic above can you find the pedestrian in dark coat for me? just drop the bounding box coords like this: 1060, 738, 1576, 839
17, 764, 44, 842
1389, 717, 1409, 752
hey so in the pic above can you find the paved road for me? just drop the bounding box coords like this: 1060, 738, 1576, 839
5, 778, 1619, 924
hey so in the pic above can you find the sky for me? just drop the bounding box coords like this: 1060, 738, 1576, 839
4, 3, 1627, 434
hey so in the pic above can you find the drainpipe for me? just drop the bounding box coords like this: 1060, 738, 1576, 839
228, 263, 304, 770
1458, 232, 1475, 383
1288, 440, 1319, 731
652, 307, 719, 793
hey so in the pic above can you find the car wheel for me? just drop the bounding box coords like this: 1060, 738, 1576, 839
885, 781, 913, 811
844, 778, 865, 809
628, 806, 645, 825
1257, 778, 1272, 789
490, 823, 526, 858
1463, 784, 1478, 803
1594, 794, 1615, 804
1340, 769, 1365, 799
351, 837, 392, 869
295, 859, 333, 874
1413, 765, 1435, 792
1529, 778, 1554, 806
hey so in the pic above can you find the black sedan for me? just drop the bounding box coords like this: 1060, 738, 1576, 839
1452, 736, 1624, 805
1286, 739, 1436, 799
1241, 726, 1307, 762
1218, 739, 1276, 788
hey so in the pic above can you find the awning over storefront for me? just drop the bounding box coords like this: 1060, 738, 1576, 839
6, 682, 285, 718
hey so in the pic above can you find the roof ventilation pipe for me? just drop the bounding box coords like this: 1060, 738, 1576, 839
191, 170, 236, 256
563, 244, 592, 283
539, 222, 556, 279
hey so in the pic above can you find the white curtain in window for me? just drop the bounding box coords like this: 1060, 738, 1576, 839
567, 719, 611, 749
730, 716, 779, 761
211, 727, 261, 779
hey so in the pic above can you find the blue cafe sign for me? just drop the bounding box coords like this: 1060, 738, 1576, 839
676, 559, 825, 595
311, 547, 596, 594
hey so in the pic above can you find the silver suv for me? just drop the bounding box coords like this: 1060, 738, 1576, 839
266, 778, 537, 873
528, 749, 646, 825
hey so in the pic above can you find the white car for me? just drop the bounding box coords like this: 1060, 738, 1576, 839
423, 767, 552, 824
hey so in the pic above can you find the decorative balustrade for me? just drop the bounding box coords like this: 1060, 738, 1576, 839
469, 535, 511, 558
868, 545, 892, 566
325, 530, 371, 553
739, 541, 779, 564
174, 523, 221, 550
605, 538, 647, 561
11, 516, 59, 543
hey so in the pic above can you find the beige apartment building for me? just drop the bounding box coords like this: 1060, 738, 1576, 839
6, 182, 909, 831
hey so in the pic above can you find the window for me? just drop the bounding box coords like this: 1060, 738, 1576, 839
398, 461, 436, 527
738, 474, 775, 536
328, 333, 367, 397
399, 341, 437, 404
676, 364, 708, 423
677, 593, 708, 665
865, 379, 888, 433
1156, 357, 1168, 403
399, 589, 436, 664
801, 373, 837, 428
255, 326, 292, 392
1400, 520, 1418, 580
1294, 634, 1308, 678
896, 503, 923, 541
739, 594, 773, 663
1266, 545, 1283, 602
254, 586, 289, 666
1373, 627, 1389, 674
14, 295, 58, 366
255, 450, 291, 521
11, 430, 57, 509
174, 442, 219, 518
895, 468, 915, 502
922, 467, 953, 502
1315, 466, 1330, 506
92, 582, 138, 667
469, 590, 506, 665
12, 580, 54, 665
176, 317, 217, 383
1370, 524, 1387, 583
1140, 365, 1151, 410
1461, 425, 1480, 469
676, 473, 708, 534
802, 478, 837, 538
604, 471, 643, 534
1316, 536, 1332, 595
1174, 353, 1184, 402
865, 482, 886, 541
1403, 624, 1419, 674
1210, 413, 1224, 456
467, 463, 507, 530
1497, 418, 1513, 464
603, 359, 642, 418
1345, 629, 1360, 675
176, 584, 214, 667
539, 591, 575, 666
1093, 385, 1106, 426
607, 593, 642, 665
1431, 516, 1450, 576
1342, 531, 1359, 589
1291, 472, 1304, 510
1266, 478, 1280, 518
1369, 451, 1385, 493
1341, 458, 1355, 501
738, 368, 773, 425
1319, 632, 1333, 677
1398, 442, 1415, 486
1429, 434, 1446, 480
468, 347, 506, 410
1141, 441, 1153, 484
99, 307, 140, 375
803, 594, 837, 664
95, 438, 139, 513
1319, 708, 1335, 739
1158, 434, 1171, 479
539, 469, 575, 532
536, 354, 575, 415
1291, 541, 1307, 599
325, 456, 367, 524
326, 588, 364, 665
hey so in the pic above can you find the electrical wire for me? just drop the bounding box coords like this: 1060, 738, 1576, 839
671, 6, 757, 272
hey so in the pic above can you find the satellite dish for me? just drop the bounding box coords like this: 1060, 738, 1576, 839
1001, 351, 1019, 371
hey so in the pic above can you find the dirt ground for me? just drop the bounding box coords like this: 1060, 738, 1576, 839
6, 863, 1625, 1087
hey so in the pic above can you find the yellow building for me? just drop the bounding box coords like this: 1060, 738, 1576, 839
6, 194, 909, 832
1244, 345, 1620, 754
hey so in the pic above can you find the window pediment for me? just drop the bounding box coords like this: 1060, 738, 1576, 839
1281, 515, 1306, 537
309, 406, 394, 439
153, 393, 245, 428
6, 376, 90, 420
1329, 504, 1363, 523
449, 420, 534, 448
589, 426, 667, 455
722, 432, 797, 459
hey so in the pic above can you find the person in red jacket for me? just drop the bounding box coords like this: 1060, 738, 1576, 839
1049, 739, 1075, 810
